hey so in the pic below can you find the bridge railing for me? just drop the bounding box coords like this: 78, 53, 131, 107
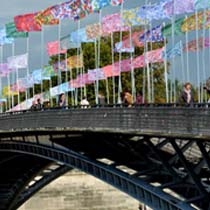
0, 103, 210, 139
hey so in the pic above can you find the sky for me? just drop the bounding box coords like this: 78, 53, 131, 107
0, 0, 209, 88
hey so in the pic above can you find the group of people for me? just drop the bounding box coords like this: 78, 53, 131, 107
29, 82, 196, 111
120, 90, 144, 107
30, 98, 44, 111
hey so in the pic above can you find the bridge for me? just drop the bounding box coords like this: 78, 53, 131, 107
0, 105, 210, 210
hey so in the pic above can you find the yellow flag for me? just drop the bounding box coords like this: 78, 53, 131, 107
3, 86, 18, 97
181, 11, 207, 32
67, 54, 84, 69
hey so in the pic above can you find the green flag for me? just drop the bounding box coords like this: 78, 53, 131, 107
43, 65, 57, 77
162, 17, 184, 37
5, 22, 28, 38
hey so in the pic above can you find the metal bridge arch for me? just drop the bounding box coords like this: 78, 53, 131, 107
0, 140, 194, 210
1, 107, 210, 209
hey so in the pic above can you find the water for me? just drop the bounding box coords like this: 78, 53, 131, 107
18, 170, 139, 210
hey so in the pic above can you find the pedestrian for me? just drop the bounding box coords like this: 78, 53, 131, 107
135, 91, 144, 105
30, 100, 37, 111
123, 90, 133, 107
80, 96, 90, 108
59, 93, 66, 109
36, 98, 43, 110
178, 82, 194, 106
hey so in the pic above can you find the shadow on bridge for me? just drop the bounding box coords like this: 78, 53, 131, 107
0, 105, 210, 210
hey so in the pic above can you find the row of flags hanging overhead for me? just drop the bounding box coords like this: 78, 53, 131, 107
1, 0, 210, 72
1, 1, 210, 47
1, 0, 210, 108
0, 0, 209, 39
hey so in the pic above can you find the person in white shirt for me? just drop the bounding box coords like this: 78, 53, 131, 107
80, 96, 90, 108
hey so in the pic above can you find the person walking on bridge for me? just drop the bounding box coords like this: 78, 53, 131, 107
178, 82, 194, 106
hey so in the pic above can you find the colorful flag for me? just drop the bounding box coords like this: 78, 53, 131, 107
139, 25, 164, 42
43, 65, 57, 77
117, 31, 144, 49
86, 23, 102, 39
50, 82, 74, 96
0, 28, 14, 45
76, 73, 93, 87
7, 53, 28, 69
70, 78, 80, 88
144, 48, 164, 64
0, 63, 11, 77
161, 17, 184, 37
14, 13, 42, 32
183, 37, 210, 52
102, 13, 130, 35
163, 41, 183, 59
52, 60, 67, 72
122, 7, 148, 27
32, 69, 50, 84
90, 0, 122, 12
133, 55, 145, 68
163, 0, 194, 17
2, 86, 18, 97
88, 68, 106, 81
102, 65, 120, 77
181, 11, 210, 32
91, 0, 110, 12
5, 22, 28, 38
35, 6, 59, 26
60, 35, 81, 50
139, 2, 168, 21
46, 40, 67, 56
67, 54, 84, 69
114, 41, 134, 53
51, 0, 93, 21
113, 58, 132, 72
70, 28, 95, 43
110, 0, 123, 6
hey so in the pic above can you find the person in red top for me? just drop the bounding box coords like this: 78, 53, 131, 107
135, 91, 144, 105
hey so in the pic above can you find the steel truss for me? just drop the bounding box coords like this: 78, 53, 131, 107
0, 136, 202, 210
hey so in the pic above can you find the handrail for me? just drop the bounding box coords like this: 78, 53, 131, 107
0, 106, 210, 140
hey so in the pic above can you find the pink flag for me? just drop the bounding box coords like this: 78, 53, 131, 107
102, 13, 130, 35
88, 68, 106, 81
14, 13, 42, 32
133, 55, 145, 68
70, 78, 83, 88
113, 59, 132, 72
102, 65, 120, 77
46, 40, 67, 56
76, 73, 93, 86
115, 31, 144, 51
144, 48, 164, 64
0, 63, 11, 77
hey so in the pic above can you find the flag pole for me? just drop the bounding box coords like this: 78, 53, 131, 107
163, 30, 169, 103
40, 25, 44, 99
195, 10, 201, 102
185, 15, 190, 82
11, 42, 15, 108
111, 32, 116, 104
64, 52, 68, 106
129, 23, 136, 103
117, 0, 124, 104
25, 36, 29, 103
202, 9, 207, 102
